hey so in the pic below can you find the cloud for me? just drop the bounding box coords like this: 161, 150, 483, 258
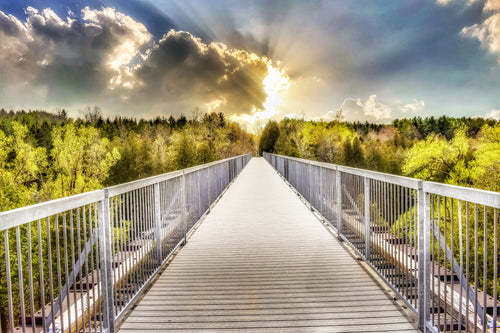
401, 99, 425, 113
436, 0, 453, 5
484, 109, 500, 119
317, 96, 426, 123
318, 95, 393, 123
0, 6, 287, 119
338, 95, 392, 123
461, 0, 500, 63
0, 6, 153, 105
124, 29, 271, 116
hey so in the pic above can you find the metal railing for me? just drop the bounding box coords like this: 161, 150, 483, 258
0, 153, 252, 333
264, 152, 500, 333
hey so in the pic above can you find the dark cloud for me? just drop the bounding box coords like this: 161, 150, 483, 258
129, 30, 269, 116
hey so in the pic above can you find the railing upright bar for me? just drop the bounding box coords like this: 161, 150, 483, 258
364, 177, 371, 260
15, 226, 27, 332
181, 170, 187, 245
418, 181, 431, 331
99, 190, 115, 333
27, 222, 36, 333
154, 183, 162, 266
4, 231, 14, 333
336, 167, 342, 239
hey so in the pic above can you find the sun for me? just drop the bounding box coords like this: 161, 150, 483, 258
230, 61, 291, 133
261, 62, 291, 119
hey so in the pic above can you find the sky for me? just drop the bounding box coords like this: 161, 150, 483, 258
1, 0, 500, 131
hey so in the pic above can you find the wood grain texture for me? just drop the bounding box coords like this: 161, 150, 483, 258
118, 158, 419, 332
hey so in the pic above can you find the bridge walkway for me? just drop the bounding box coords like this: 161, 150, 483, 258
118, 158, 419, 332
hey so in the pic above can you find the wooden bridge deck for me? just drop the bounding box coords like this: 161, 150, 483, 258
119, 158, 419, 332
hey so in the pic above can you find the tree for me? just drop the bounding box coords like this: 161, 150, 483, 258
401, 127, 472, 185
258, 120, 280, 155
168, 130, 196, 169
42, 123, 120, 198
471, 124, 500, 191
0, 122, 47, 210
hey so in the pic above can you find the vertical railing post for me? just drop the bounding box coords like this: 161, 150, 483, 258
181, 170, 187, 245
336, 167, 342, 240
364, 177, 371, 260
308, 161, 312, 207
154, 183, 162, 266
417, 181, 431, 332
207, 165, 211, 213
98, 189, 115, 333
319, 166, 323, 215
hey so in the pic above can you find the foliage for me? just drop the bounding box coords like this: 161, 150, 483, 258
258, 120, 280, 155
261, 117, 499, 191
0, 109, 256, 208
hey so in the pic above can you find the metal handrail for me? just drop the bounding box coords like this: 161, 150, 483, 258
0, 153, 252, 333
264, 152, 500, 333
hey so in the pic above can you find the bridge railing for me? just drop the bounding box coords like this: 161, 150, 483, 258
0, 153, 252, 333
264, 152, 500, 333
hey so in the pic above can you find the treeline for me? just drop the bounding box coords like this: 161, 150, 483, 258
259, 116, 500, 191
0, 108, 256, 212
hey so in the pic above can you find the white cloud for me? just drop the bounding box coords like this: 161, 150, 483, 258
317, 96, 426, 123
461, 0, 500, 63
436, 0, 452, 5
485, 0, 500, 11
401, 99, 425, 113
329, 95, 393, 123
484, 109, 500, 119
0, 6, 154, 106
362, 94, 392, 120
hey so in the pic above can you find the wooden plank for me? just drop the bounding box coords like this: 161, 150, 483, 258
120, 324, 420, 333
118, 158, 418, 332
120, 315, 413, 329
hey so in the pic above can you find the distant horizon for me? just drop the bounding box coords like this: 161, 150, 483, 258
2, 106, 498, 127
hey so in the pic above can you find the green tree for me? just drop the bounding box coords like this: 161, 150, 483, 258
0, 122, 47, 210
42, 123, 120, 198
258, 120, 280, 155
471, 124, 500, 191
402, 127, 472, 185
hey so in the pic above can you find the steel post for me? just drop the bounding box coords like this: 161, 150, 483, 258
364, 177, 371, 260
417, 181, 430, 332
336, 167, 342, 239
99, 189, 115, 333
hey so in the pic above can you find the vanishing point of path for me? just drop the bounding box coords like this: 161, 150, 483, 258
119, 158, 419, 332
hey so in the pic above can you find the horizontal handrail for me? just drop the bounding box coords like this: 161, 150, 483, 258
0, 154, 250, 231
0, 190, 104, 232
423, 181, 500, 208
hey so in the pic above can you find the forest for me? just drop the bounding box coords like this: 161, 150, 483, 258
259, 115, 500, 192
0, 108, 256, 212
